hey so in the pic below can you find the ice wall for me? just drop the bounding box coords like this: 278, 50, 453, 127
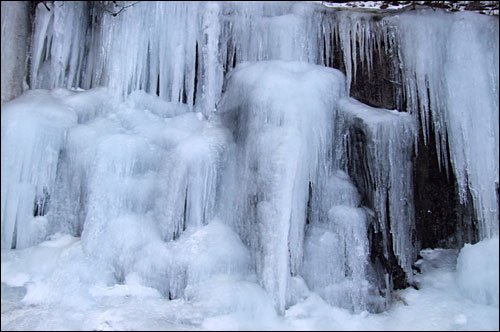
28, 1, 327, 115
30, 1, 89, 91
1, 86, 242, 301
26, 2, 498, 241
1, 0, 498, 319
215, 61, 410, 313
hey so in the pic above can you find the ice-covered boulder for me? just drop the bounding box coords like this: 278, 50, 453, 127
456, 237, 499, 307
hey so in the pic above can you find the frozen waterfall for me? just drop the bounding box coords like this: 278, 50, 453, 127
1, 1, 498, 329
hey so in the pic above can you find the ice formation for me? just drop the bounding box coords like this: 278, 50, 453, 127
22, 1, 498, 241
1, 90, 77, 249
336, 97, 417, 281
325, 8, 499, 239
218, 61, 349, 313
456, 236, 499, 307
1, 0, 499, 328
394, 10, 499, 239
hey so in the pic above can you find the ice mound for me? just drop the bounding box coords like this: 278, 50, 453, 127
456, 237, 499, 307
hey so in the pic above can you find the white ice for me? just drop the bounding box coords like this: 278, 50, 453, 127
456, 236, 499, 307
1, 1, 499, 330
217, 60, 351, 313
2, 234, 498, 330
1, 90, 77, 249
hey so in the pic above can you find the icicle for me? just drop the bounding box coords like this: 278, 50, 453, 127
154, 114, 231, 241
30, 1, 89, 90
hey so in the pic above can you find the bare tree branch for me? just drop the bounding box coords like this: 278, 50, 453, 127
101, 1, 140, 17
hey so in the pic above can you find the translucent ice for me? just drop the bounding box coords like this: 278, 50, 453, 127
1, 90, 77, 249
218, 60, 347, 313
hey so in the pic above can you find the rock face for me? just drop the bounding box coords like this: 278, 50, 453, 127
331, 29, 399, 111
414, 122, 479, 249
1, 1, 30, 103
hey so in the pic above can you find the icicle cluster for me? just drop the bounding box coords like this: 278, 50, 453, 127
394, 10, 499, 238
325, 7, 498, 239
29, 2, 329, 115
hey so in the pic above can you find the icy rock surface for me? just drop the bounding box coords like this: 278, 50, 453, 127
217, 61, 405, 313
0, 1, 30, 102
336, 97, 417, 280
2, 60, 409, 317
326, 8, 499, 239
24, 1, 498, 241
394, 10, 499, 239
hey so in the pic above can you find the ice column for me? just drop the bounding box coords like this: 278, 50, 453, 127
218, 61, 345, 313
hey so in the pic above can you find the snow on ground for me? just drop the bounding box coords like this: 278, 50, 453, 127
2, 234, 498, 331
319, 1, 408, 10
